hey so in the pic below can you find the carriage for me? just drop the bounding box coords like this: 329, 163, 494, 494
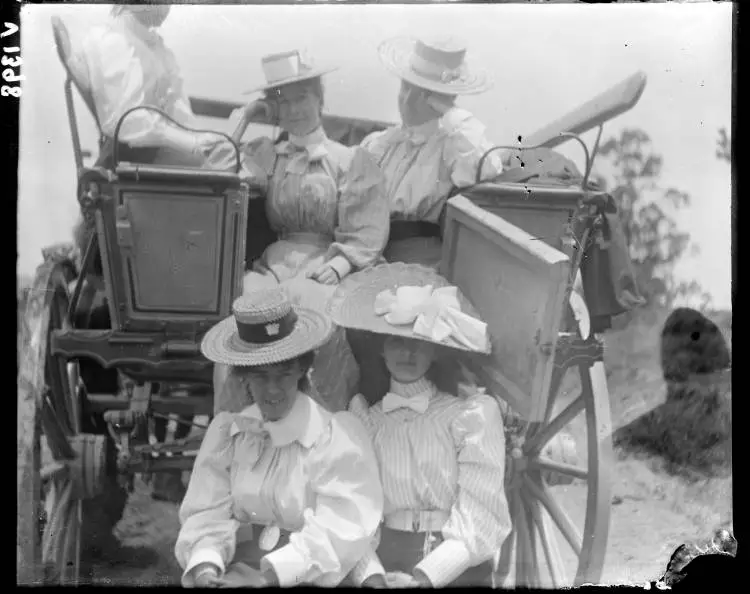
17, 15, 648, 588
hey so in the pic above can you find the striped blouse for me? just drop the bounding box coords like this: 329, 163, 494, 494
175, 392, 384, 588
348, 377, 512, 587
360, 107, 504, 225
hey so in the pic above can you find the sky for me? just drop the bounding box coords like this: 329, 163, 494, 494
17, 2, 733, 309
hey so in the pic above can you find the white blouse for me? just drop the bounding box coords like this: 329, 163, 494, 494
360, 108, 504, 224
348, 377, 511, 587
175, 392, 384, 588
73, 13, 194, 146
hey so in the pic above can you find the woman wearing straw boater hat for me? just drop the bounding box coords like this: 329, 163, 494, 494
175, 286, 383, 588
360, 35, 504, 270
327, 262, 511, 588
208, 49, 390, 417
345, 36, 504, 406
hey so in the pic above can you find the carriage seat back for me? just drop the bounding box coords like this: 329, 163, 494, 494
51, 16, 102, 171
93, 164, 249, 335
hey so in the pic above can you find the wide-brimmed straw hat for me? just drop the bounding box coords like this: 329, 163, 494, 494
201, 286, 333, 367
327, 262, 491, 354
378, 35, 492, 96
244, 49, 338, 95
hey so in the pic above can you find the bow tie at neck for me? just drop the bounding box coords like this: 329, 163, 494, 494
275, 127, 329, 174
381, 377, 435, 415
393, 118, 440, 145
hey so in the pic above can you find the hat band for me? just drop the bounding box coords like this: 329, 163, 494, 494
263, 53, 313, 86
237, 310, 298, 344
409, 53, 464, 84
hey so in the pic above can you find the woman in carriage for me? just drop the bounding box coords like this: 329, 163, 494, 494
209, 49, 390, 416
73, 4, 225, 170
175, 286, 383, 588
327, 262, 512, 588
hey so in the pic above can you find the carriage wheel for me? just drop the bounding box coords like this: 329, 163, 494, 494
17, 261, 110, 585
495, 299, 613, 588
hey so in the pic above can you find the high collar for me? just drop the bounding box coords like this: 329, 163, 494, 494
398, 117, 440, 144
389, 376, 435, 399
236, 392, 325, 448
288, 126, 328, 149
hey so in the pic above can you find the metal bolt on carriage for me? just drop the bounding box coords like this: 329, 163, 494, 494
17, 16, 648, 588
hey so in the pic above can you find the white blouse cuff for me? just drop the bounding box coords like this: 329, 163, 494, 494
349, 549, 385, 586
182, 548, 225, 587
327, 255, 353, 280
414, 539, 472, 587
260, 543, 309, 587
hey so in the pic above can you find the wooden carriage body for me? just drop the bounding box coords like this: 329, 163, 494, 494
18, 14, 648, 589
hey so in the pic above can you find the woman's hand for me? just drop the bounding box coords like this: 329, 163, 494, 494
307, 263, 341, 285
384, 571, 419, 588
362, 574, 388, 588
243, 99, 276, 122
217, 562, 267, 588
192, 563, 223, 588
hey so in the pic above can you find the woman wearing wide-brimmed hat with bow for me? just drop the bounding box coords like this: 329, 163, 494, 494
175, 286, 383, 588
345, 36, 504, 406
327, 262, 512, 588
360, 35, 504, 270
209, 49, 390, 416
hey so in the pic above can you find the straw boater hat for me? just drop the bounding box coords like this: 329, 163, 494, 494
327, 262, 492, 354
201, 287, 333, 367
244, 49, 338, 95
378, 35, 492, 96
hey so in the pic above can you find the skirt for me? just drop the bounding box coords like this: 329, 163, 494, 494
377, 526, 493, 587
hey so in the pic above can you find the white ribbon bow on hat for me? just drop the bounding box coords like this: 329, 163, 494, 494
373, 284, 489, 351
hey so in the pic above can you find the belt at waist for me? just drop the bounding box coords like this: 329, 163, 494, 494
389, 220, 442, 242
384, 510, 449, 533
236, 523, 293, 545
279, 231, 333, 247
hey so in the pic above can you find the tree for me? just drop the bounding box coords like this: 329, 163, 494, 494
591, 128, 710, 309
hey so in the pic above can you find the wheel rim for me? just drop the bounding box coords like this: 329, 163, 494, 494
18, 262, 84, 585
495, 304, 613, 588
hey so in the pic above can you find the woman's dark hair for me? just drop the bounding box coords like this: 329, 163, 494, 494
295, 351, 316, 392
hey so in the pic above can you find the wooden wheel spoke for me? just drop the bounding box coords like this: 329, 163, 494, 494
40, 394, 75, 461
524, 493, 567, 588
514, 496, 535, 588
525, 394, 585, 455
530, 455, 588, 481
523, 475, 582, 556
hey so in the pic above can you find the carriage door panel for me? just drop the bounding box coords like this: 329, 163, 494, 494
119, 190, 224, 313
441, 195, 572, 422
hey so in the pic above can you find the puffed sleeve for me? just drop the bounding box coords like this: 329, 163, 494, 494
259, 411, 384, 587
346, 393, 377, 437
442, 108, 504, 189
414, 393, 512, 587
81, 28, 186, 148
325, 148, 389, 280
174, 412, 240, 587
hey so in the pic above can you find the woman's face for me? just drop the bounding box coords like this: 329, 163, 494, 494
383, 335, 436, 383
274, 81, 322, 137
240, 359, 305, 422
131, 6, 171, 28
